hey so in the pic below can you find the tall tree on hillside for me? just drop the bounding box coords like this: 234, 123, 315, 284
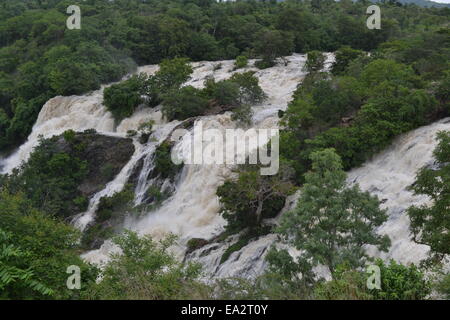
271, 149, 390, 281
407, 131, 450, 262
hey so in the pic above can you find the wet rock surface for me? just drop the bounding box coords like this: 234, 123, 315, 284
53, 131, 135, 199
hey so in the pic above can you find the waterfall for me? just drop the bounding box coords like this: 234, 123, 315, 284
5, 53, 444, 280
347, 117, 450, 265
81, 54, 333, 268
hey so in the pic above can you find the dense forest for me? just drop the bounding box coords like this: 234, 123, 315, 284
0, 0, 449, 300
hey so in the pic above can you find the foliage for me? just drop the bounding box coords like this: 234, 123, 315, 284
281, 53, 441, 181
161, 71, 265, 121
253, 29, 294, 67
153, 142, 183, 181
235, 55, 248, 69
3, 135, 89, 218
332, 46, 365, 75
313, 266, 373, 300
229, 72, 267, 105
274, 149, 390, 281
96, 187, 134, 224
1, 0, 447, 150
161, 86, 209, 121
0, 190, 98, 299
313, 259, 431, 300
84, 231, 209, 300
103, 74, 147, 122
407, 131, 450, 261
371, 259, 430, 300
304, 50, 326, 73
231, 104, 253, 127
217, 162, 295, 232
209, 80, 241, 107
145, 57, 193, 108
436, 273, 450, 299
81, 185, 134, 250
0, 228, 53, 298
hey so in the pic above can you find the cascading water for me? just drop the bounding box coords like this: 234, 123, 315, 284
3, 53, 446, 280
347, 117, 450, 265
82, 54, 335, 270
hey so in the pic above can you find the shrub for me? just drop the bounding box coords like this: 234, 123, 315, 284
255, 59, 274, 70
436, 273, 450, 299
103, 74, 146, 121
230, 72, 266, 105
371, 259, 430, 300
211, 80, 241, 107
407, 131, 450, 261
10, 136, 89, 218
153, 142, 183, 180
84, 231, 208, 300
235, 55, 248, 69
96, 186, 134, 223
217, 163, 295, 232
161, 86, 209, 121
231, 104, 253, 127
314, 267, 373, 300
63, 129, 76, 143
304, 50, 326, 73
332, 47, 364, 75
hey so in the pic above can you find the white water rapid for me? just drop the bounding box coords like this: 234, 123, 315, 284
2, 54, 448, 280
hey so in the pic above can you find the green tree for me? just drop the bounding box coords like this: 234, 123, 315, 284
161, 86, 209, 121
235, 55, 248, 69
253, 29, 294, 68
217, 162, 296, 232
304, 50, 326, 73
332, 46, 364, 75
407, 131, 450, 261
0, 229, 53, 298
85, 231, 208, 300
103, 74, 147, 121
145, 57, 193, 107
0, 190, 97, 299
371, 259, 430, 300
275, 149, 390, 279
229, 72, 267, 105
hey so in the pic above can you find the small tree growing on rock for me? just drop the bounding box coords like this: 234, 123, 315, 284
304, 50, 326, 74
217, 161, 296, 232
271, 149, 390, 281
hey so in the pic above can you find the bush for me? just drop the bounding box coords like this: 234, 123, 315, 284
314, 267, 373, 300
231, 104, 253, 127
304, 51, 326, 73
145, 58, 193, 108
436, 273, 450, 299
332, 47, 364, 75
161, 86, 209, 121
7, 136, 89, 218
407, 131, 450, 260
230, 72, 266, 105
153, 142, 183, 180
255, 59, 274, 70
103, 74, 147, 121
63, 129, 76, 143
0, 190, 98, 299
217, 163, 295, 232
211, 80, 241, 107
371, 259, 430, 300
235, 55, 248, 69
96, 186, 134, 223
84, 231, 208, 300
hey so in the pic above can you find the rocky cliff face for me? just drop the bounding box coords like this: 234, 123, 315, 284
51, 131, 135, 200
75, 132, 135, 197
